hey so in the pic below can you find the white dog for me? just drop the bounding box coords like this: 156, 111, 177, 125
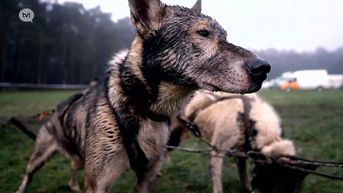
168, 91, 296, 193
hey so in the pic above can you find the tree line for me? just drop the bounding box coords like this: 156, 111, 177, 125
0, 0, 135, 84
0, 0, 342, 84
257, 48, 343, 79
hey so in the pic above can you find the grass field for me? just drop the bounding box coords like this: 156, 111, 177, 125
0, 90, 342, 193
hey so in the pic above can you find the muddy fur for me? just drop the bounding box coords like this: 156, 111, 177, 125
169, 90, 295, 193
15, 91, 86, 193
15, 0, 270, 193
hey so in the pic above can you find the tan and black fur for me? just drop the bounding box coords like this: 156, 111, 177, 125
15, 89, 91, 193
15, 0, 270, 193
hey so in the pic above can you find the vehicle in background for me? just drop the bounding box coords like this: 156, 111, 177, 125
279, 78, 300, 91
261, 80, 273, 89
328, 75, 343, 89
277, 69, 343, 91
262, 76, 291, 90
264, 70, 343, 91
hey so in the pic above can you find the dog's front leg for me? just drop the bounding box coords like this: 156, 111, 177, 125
135, 158, 164, 193
236, 158, 252, 193
84, 148, 129, 193
68, 155, 83, 192
209, 151, 224, 193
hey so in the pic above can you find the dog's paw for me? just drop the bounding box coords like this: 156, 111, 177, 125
69, 181, 81, 192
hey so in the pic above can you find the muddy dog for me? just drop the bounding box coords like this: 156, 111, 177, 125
168, 91, 296, 193
15, 0, 270, 193
14, 91, 86, 193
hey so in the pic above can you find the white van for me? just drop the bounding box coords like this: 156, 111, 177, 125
328, 75, 343, 89
291, 70, 329, 90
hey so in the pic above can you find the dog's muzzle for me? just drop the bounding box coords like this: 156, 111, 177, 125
246, 59, 271, 81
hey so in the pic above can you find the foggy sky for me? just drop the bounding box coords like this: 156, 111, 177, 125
57, 0, 343, 52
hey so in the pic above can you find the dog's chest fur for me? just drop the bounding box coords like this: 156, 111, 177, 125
72, 49, 194, 171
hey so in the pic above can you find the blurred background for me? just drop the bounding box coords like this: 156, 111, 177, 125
0, 0, 343, 193
0, 0, 342, 88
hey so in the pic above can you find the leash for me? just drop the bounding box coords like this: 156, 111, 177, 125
177, 93, 253, 153
9, 117, 37, 141
174, 92, 343, 181
166, 145, 343, 180
176, 114, 218, 151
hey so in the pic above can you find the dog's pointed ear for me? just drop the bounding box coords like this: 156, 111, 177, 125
128, 0, 165, 37
191, 0, 202, 13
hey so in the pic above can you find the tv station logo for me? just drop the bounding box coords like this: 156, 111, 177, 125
19, 8, 35, 23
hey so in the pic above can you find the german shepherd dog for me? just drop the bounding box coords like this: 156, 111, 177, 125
15, 91, 86, 193
15, 0, 270, 193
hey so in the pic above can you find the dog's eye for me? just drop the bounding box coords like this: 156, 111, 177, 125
197, 30, 210, 37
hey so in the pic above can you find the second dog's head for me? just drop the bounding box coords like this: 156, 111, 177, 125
128, 0, 270, 93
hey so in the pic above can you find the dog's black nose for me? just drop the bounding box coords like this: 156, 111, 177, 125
247, 59, 271, 77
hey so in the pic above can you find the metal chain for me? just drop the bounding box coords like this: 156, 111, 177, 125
166, 145, 343, 180
174, 93, 343, 180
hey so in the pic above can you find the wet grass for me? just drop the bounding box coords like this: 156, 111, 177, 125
0, 89, 342, 193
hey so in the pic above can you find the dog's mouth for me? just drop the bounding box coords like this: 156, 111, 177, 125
198, 82, 222, 92
198, 79, 265, 94
252, 162, 315, 193
247, 76, 266, 92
